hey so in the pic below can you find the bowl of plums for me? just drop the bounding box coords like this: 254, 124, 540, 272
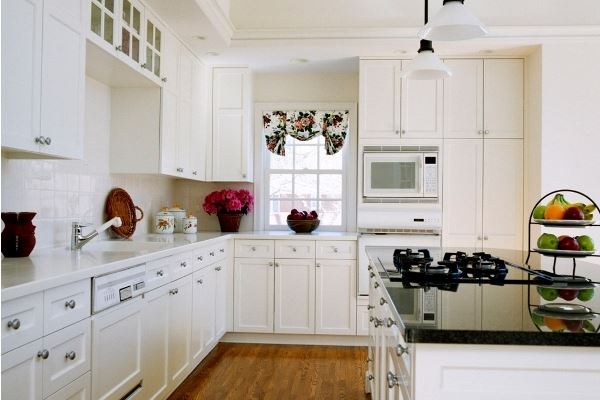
286, 209, 320, 233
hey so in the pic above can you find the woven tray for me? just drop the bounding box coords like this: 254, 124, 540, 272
105, 188, 144, 238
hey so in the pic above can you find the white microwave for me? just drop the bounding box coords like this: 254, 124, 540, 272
363, 149, 439, 199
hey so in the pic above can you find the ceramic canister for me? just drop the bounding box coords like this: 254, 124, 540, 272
155, 208, 174, 234
168, 205, 187, 233
182, 214, 198, 234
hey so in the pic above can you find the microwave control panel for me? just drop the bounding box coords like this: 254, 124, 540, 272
423, 153, 439, 197
422, 290, 437, 323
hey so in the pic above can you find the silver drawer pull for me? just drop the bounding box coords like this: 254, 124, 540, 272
333, 247, 339, 253
387, 372, 399, 388
7, 319, 21, 330
219, 248, 225, 253
251, 246, 256, 251
367, 374, 374, 381
369, 316, 374, 322
169, 289, 179, 295
64, 300, 76, 309
156, 270, 164, 277
292, 247, 297, 252
367, 305, 375, 310
316, 263, 321, 268
374, 282, 379, 288
369, 272, 375, 278
210, 252, 215, 256
386, 318, 396, 328
380, 298, 387, 306
274, 262, 279, 268
180, 262, 187, 268
396, 344, 408, 356
373, 318, 383, 328
367, 265, 373, 271
215, 266, 222, 271
197, 279, 203, 285
65, 351, 76, 360
37, 349, 49, 359
198, 256, 203, 261
268, 262, 274, 267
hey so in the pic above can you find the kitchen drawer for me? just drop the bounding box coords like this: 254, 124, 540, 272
171, 252, 194, 281
44, 280, 91, 335
146, 257, 173, 291
45, 371, 90, 400
275, 240, 315, 259
2, 292, 44, 354
194, 247, 210, 271
316, 241, 356, 259
206, 244, 227, 264
357, 296, 370, 336
42, 319, 91, 398
235, 240, 274, 258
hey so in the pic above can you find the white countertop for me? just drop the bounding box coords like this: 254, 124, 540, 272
1, 231, 358, 302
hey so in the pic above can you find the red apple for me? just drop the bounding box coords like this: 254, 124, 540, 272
558, 236, 580, 251
564, 320, 583, 332
559, 289, 579, 301
310, 210, 318, 218
564, 206, 584, 220
306, 214, 315, 220
290, 209, 299, 215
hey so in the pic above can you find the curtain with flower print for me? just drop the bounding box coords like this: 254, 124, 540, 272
263, 110, 349, 156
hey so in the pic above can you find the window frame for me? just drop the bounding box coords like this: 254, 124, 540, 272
254, 103, 358, 232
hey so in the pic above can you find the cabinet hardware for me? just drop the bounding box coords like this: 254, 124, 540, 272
197, 279, 203, 284
242, 173, 247, 178
477, 235, 482, 240
292, 247, 297, 252
369, 316, 374, 322
220, 248, 225, 253
367, 374, 374, 381
115, 45, 123, 52
156, 270, 164, 276
215, 266, 222, 271
367, 265, 373, 271
274, 262, 279, 267
366, 357, 373, 363
141, 63, 147, 69
373, 318, 383, 328
44, 137, 51, 145
478, 130, 483, 135
198, 256, 203, 261
65, 351, 76, 360
161, 77, 168, 83
401, 130, 406, 135
484, 130, 490, 135
396, 344, 408, 356
251, 246, 256, 251
333, 247, 339, 253
395, 130, 400, 135
176, 167, 183, 173
192, 171, 198, 175
316, 263, 321, 268
387, 372, 399, 388
268, 262, 274, 267
169, 288, 179, 295
37, 349, 49, 359
374, 282, 379, 288
386, 318, 396, 328
367, 305, 375, 310
369, 272, 375, 278
64, 300, 76, 309
210, 252, 215, 257
380, 297, 387, 305
181, 261, 187, 268
35, 136, 48, 145
7, 319, 21, 330
484, 235, 489, 240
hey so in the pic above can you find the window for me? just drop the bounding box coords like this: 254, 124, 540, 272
264, 136, 347, 230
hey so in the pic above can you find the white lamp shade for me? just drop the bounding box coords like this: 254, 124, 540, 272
418, 1, 488, 41
400, 51, 452, 80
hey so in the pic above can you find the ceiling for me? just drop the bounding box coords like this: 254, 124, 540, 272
146, 0, 600, 72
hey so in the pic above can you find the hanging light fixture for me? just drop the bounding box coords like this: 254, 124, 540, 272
401, 0, 451, 80
419, 0, 488, 41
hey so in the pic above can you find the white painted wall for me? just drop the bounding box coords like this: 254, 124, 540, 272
254, 72, 359, 103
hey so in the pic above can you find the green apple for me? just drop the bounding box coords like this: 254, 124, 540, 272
537, 233, 559, 250
530, 312, 544, 326
582, 320, 595, 332
537, 286, 559, 301
576, 235, 595, 251
533, 205, 546, 220
577, 288, 595, 301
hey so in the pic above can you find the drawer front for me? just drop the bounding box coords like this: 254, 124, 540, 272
171, 253, 194, 281
207, 243, 227, 264
44, 280, 91, 335
275, 240, 315, 259
43, 319, 91, 398
194, 247, 210, 271
316, 241, 357, 259
45, 371, 90, 400
2, 292, 44, 354
356, 305, 370, 336
146, 257, 173, 291
235, 240, 274, 258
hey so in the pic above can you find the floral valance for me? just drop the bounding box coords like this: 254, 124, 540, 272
263, 110, 349, 156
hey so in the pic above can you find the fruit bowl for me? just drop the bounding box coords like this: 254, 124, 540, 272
287, 219, 320, 233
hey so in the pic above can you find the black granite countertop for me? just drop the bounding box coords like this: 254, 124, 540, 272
366, 247, 600, 347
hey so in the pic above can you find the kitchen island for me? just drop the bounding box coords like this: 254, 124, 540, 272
365, 246, 600, 400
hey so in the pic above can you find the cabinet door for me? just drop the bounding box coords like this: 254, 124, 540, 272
141, 286, 169, 400
160, 87, 178, 176
191, 267, 216, 365
91, 297, 144, 400
1, 0, 42, 153
89, 0, 117, 52
442, 139, 484, 249
143, 9, 163, 81
190, 59, 206, 180
45, 372, 90, 400
441, 285, 482, 330
214, 263, 227, 339
40, 0, 86, 159
175, 47, 194, 178
315, 259, 356, 335
274, 259, 315, 334
160, 28, 179, 92
212, 67, 252, 182
117, 0, 143, 66
482, 139, 523, 250
359, 60, 401, 139
233, 258, 274, 333
2, 292, 44, 354
400, 60, 443, 138
443, 59, 484, 139
168, 276, 193, 387
484, 59, 523, 139
1, 339, 43, 400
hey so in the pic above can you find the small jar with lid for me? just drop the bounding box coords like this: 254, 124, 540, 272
155, 208, 174, 234
168, 205, 187, 233
182, 213, 198, 234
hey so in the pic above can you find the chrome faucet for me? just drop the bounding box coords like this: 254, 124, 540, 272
71, 217, 122, 250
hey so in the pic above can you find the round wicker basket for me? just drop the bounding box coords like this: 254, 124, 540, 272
105, 188, 144, 238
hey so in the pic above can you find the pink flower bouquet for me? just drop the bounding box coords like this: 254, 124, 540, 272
202, 189, 254, 215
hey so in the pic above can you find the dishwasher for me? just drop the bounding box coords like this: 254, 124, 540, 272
91, 264, 147, 400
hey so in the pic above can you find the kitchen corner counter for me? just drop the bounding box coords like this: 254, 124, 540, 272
230, 231, 359, 240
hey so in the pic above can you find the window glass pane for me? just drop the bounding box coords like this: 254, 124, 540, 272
269, 174, 292, 199
270, 200, 294, 226
319, 150, 343, 170
318, 201, 342, 226
91, 4, 101, 36
154, 54, 160, 76
132, 36, 139, 62
104, 15, 113, 43
147, 21, 154, 45
294, 174, 317, 199
294, 200, 318, 214
270, 152, 293, 170
294, 146, 318, 170
146, 48, 153, 71
121, 28, 130, 55
106, 0, 114, 13
122, 0, 131, 24
133, 8, 140, 33
155, 29, 161, 51
319, 174, 342, 199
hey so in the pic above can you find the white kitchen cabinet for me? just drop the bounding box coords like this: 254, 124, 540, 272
142, 8, 163, 80
210, 67, 253, 182
45, 372, 90, 400
443, 59, 523, 139
89, 0, 118, 52
274, 259, 316, 334
191, 266, 216, 364
43, 280, 90, 336
116, 0, 143, 66
2, 292, 44, 355
214, 263, 228, 339
167, 276, 193, 387
1, 339, 43, 400
234, 258, 274, 333
315, 259, 357, 335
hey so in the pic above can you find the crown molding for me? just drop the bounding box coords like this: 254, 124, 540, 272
194, 0, 235, 45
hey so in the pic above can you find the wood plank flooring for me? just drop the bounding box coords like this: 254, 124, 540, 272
168, 343, 370, 400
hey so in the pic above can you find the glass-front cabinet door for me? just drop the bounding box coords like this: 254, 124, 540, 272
90, 0, 117, 49
118, 0, 143, 65
144, 11, 163, 80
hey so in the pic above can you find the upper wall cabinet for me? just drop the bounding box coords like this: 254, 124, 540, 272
444, 59, 523, 139
2, 0, 86, 159
209, 67, 253, 182
359, 59, 443, 139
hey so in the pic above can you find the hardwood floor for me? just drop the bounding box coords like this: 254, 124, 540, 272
168, 343, 370, 400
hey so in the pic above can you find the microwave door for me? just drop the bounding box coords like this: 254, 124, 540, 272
363, 153, 424, 198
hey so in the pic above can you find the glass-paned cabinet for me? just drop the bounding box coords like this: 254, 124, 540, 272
119, 0, 143, 63
144, 11, 162, 79
90, 0, 116, 46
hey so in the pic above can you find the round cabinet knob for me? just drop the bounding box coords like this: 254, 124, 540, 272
65, 351, 76, 360
215, 266, 222, 271
156, 270, 164, 276
64, 300, 76, 309
242, 173, 247, 178
367, 374, 374, 381
181, 261, 187, 268
401, 130, 406, 135
395, 130, 400, 135
176, 167, 183, 173
379, 297, 387, 305
367, 265, 373, 271
210, 252, 215, 256
316, 263, 321, 268
292, 247, 297, 252
7, 319, 21, 330
274, 262, 279, 268
197, 279, 203, 285
251, 247, 256, 252
268, 262, 274, 267
369, 272, 375, 278
34, 136, 46, 144
396, 344, 408, 356
367, 305, 375, 310
161, 77, 168, 83
484, 130, 490, 135
386, 318, 396, 328
219, 248, 225, 253
478, 130, 484, 135
44, 137, 51, 145
197, 256, 203, 261
115, 45, 123, 52
192, 171, 198, 175
141, 63, 147, 69
333, 247, 339, 253
484, 235, 489, 240
37, 350, 49, 359
387, 372, 399, 388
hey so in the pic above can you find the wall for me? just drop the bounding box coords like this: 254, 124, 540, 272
1, 77, 176, 250
253, 72, 359, 103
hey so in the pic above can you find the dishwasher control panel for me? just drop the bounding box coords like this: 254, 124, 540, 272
93, 264, 147, 314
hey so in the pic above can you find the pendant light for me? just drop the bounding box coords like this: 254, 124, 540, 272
419, 0, 488, 41
401, 0, 452, 80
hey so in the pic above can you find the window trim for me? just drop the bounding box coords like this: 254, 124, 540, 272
253, 102, 358, 232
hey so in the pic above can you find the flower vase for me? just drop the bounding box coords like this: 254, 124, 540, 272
217, 213, 242, 232
1, 212, 37, 257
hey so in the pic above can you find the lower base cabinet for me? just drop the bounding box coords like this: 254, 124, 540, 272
167, 276, 193, 388
2, 339, 43, 400
315, 259, 357, 335
191, 266, 216, 364
45, 372, 90, 400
